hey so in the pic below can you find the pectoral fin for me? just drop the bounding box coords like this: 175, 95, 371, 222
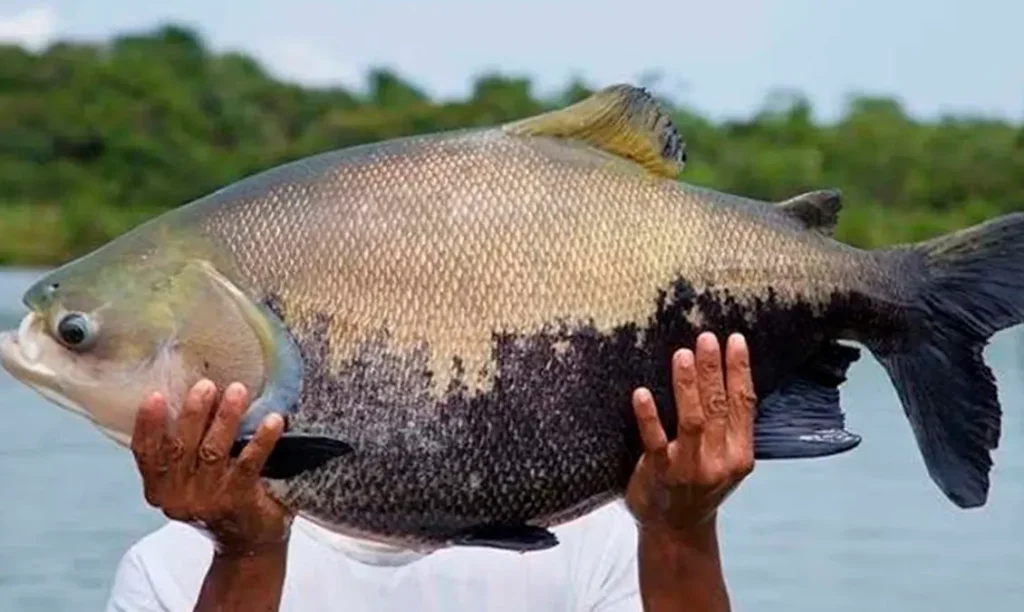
230, 433, 353, 479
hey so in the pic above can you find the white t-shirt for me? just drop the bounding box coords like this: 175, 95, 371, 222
104, 501, 642, 611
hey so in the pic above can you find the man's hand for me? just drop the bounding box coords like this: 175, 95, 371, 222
626, 331, 756, 612
130, 380, 293, 556
130, 380, 294, 611
626, 331, 756, 535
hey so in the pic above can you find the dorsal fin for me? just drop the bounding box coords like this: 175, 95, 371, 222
776, 189, 843, 235
502, 84, 686, 178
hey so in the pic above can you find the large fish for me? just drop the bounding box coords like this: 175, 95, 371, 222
2, 85, 1023, 552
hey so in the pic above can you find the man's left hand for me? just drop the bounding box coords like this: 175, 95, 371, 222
625, 331, 757, 537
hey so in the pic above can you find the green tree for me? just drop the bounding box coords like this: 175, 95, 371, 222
0, 24, 1021, 265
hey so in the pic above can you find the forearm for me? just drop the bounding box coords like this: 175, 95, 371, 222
194, 543, 288, 612
637, 515, 730, 612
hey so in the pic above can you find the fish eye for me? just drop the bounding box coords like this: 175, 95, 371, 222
56, 312, 96, 349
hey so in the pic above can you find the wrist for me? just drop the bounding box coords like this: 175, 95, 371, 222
637, 513, 730, 612
213, 535, 290, 561
639, 510, 719, 551
201, 507, 295, 558
198, 539, 289, 612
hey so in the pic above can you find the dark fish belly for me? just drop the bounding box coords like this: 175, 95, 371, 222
274, 311, 640, 544
264, 277, 881, 545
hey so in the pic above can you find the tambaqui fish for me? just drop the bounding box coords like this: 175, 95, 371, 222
2, 84, 1022, 552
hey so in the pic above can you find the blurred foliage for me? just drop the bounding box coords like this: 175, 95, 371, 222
1, 24, 1023, 265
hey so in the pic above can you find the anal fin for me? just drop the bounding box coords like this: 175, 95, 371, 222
754, 341, 863, 460
230, 433, 353, 479
452, 524, 559, 552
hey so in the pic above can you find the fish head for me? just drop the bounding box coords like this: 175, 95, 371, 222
0, 242, 270, 446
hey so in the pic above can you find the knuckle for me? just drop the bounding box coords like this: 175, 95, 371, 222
678, 414, 706, 434
736, 357, 751, 374
130, 439, 154, 462
731, 348, 750, 369
198, 443, 226, 464
135, 455, 167, 479
708, 391, 729, 414
167, 438, 186, 461
674, 372, 695, 392
675, 363, 696, 382
698, 357, 720, 377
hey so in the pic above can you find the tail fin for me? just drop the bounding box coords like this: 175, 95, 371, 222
874, 213, 1024, 508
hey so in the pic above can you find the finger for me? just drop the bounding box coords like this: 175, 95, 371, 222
695, 332, 728, 461
168, 380, 218, 486
725, 333, 757, 476
231, 413, 285, 486
130, 392, 172, 507
671, 347, 704, 472
632, 387, 669, 472
194, 383, 248, 492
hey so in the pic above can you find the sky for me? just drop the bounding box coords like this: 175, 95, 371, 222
0, 0, 1021, 122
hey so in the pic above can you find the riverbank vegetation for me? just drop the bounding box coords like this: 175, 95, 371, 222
1, 25, 1022, 265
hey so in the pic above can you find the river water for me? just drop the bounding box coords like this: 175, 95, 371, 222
0, 267, 1021, 611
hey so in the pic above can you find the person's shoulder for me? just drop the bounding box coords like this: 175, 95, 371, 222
106, 521, 216, 611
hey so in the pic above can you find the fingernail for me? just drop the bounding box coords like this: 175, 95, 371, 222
678, 349, 693, 367
730, 333, 747, 350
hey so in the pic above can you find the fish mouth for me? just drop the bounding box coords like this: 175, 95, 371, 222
0, 312, 89, 420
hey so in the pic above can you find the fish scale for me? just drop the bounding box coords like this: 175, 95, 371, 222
3, 84, 1024, 552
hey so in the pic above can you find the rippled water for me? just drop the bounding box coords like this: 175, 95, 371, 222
0, 267, 1021, 611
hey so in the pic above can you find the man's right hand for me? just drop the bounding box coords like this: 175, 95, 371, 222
130, 380, 293, 556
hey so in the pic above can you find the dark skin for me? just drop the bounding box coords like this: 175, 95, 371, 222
131, 382, 292, 612
626, 332, 756, 612
130, 331, 756, 612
